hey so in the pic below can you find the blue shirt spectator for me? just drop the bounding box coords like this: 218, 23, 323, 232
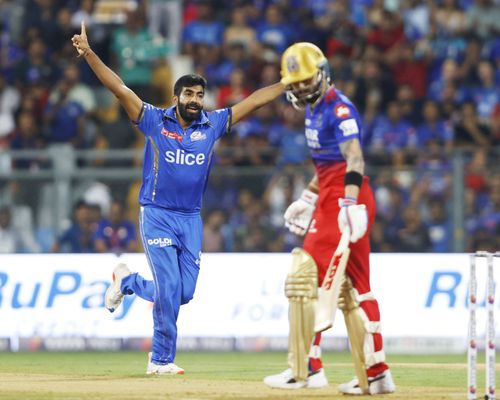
425, 198, 452, 252
369, 102, 417, 153
43, 80, 85, 145
93, 201, 137, 254
182, 2, 224, 49
52, 202, 96, 253
416, 100, 454, 149
255, 4, 294, 53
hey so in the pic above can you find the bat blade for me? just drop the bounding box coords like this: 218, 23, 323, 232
315, 230, 350, 333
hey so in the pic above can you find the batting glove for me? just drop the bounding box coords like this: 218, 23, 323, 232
284, 189, 318, 236
338, 197, 368, 243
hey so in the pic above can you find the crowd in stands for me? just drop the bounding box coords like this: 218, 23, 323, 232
0, 0, 499, 254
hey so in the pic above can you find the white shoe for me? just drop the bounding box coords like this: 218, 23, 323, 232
104, 263, 131, 313
264, 368, 328, 389
338, 369, 396, 395
146, 352, 185, 375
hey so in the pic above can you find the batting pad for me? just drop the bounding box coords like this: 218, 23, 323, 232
285, 248, 318, 382
339, 277, 369, 393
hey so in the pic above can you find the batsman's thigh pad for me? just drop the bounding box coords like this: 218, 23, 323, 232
285, 248, 318, 381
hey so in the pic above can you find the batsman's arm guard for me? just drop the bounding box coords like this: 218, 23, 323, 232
285, 247, 318, 382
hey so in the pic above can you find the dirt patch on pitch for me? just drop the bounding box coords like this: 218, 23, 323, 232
0, 372, 465, 400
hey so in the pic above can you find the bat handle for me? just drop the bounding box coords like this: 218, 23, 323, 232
334, 229, 351, 256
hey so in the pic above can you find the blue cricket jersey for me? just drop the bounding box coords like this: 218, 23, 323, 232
304, 87, 364, 165
134, 103, 232, 213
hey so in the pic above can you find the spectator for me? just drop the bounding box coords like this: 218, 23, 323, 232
110, 9, 157, 100
470, 60, 499, 124
94, 105, 138, 163
402, 0, 431, 41
43, 78, 86, 147
182, 0, 224, 55
428, 58, 464, 102
396, 84, 422, 126
71, 0, 96, 30
369, 100, 417, 164
0, 207, 24, 253
274, 105, 308, 166
0, 75, 20, 142
389, 41, 428, 99
216, 68, 251, 108
397, 207, 432, 252
52, 201, 96, 253
425, 197, 452, 252
202, 209, 227, 252
352, 59, 396, 115
255, 4, 294, 54
60, 62, 97, 114
454, 101, 491, 147
93, 200, 137, 254
9, 111, 45, 170
224, 6, 257, 52
465, 0, 500, 40
491, 103, 500, 145
216, 42, 251, 87
417, 100, 454, 152
14, 37, 57, 88
433, 0, 466, 37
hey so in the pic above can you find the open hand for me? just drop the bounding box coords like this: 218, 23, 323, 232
71, 21, 90, 56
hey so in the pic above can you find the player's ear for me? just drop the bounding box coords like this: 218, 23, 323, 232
172, 95, 178, 106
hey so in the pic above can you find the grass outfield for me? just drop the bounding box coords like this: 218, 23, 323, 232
0, 351, 493, 399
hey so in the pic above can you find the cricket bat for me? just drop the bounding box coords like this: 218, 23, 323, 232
314, 228, 351, 333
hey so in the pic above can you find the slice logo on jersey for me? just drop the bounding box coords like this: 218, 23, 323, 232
161, 128, 183, 142
147, 237, 172, 247
190, 131, 207, 142
334, 104, 350, 119
339, 119, 359, 137
286, 54, 299, 73
165, 149, 206, 165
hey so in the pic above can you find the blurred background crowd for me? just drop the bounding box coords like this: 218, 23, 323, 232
0, 0, 498, 254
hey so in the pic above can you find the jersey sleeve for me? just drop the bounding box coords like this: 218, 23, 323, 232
133, 102, 162, 137
330, 103, 363, 145
209, 108, 232, 140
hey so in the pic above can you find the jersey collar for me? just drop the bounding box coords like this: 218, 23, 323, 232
163, 106, 211, 127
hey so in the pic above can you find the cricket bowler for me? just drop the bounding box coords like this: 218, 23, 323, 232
72, 22, 284, 375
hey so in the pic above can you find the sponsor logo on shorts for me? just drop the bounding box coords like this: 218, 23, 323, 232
147, 237, 173, 247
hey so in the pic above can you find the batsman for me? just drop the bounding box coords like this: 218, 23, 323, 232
264, 43, 396, 395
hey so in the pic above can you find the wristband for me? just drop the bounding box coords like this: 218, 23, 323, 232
341, 197, 357, 206
300, 189, 318, 206
344, 171, 363, 188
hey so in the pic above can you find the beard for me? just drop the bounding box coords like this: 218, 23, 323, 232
178, 101, 202, 122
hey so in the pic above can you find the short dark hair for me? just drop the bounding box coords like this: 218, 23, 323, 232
173, 74, 207, 97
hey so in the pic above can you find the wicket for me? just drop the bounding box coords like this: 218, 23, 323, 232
468, 251, 500, 400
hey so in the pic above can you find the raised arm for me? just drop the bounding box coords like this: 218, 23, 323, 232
231, 82, 285, 124
72, 21, 142, 121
